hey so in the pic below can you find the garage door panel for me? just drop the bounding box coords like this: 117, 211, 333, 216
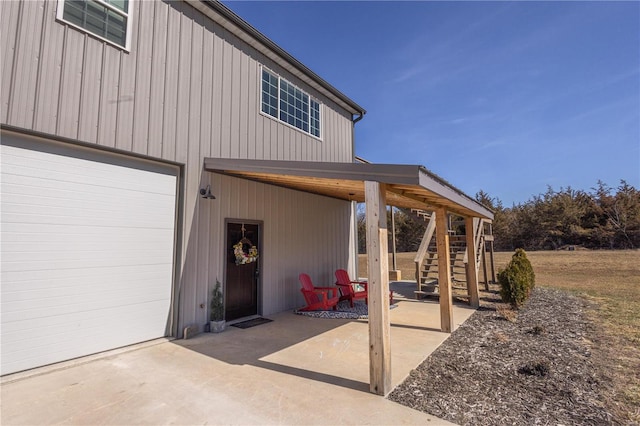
2, 149, 177, 193
2, 254, 173, 274
1, 224, 175, 245
2, 266, 171, 296
1, 237, 175, 254
1, 263, 173, 288
1, 300, 172, 374
1, 195, 176, 228
2, 281, 171, 320
2, 280, 172, 322
2, 175, 176, 208
1, 192, 176, 219
1, 210, 175, 229
2, 271, 172, 298
1, 189, 175, 216
1, 136, 177, 375
2, 298, 171, 341
2, 246, 174, 265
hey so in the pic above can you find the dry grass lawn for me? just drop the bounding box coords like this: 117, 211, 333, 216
359, 249, 640, 422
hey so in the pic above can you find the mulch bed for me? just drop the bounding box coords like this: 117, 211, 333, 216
388, 286, 615, 425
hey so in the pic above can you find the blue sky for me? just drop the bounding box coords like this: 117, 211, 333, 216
224, 1, 640, 206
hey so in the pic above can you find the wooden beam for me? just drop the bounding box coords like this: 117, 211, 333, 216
435, 207, 453, 333
489, 240, 496, 283
391, 206, 397, 270
482, 244, 489, 291
365, 181, 391, 396
464, 216, 480, 308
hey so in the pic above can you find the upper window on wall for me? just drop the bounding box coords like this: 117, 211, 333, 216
57, 0, 132, 50
261, 68, 322, 139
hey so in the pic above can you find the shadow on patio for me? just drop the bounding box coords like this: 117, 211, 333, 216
0, 281, 472, 425
174, 281, 476, 394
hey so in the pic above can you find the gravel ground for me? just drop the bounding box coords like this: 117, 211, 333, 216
388, 287, 615, 425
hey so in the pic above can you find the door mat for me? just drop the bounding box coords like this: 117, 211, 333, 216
231, 317, 273, 329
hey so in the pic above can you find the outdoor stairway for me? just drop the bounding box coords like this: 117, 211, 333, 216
416, 234, 468, 297
403, 208, 490, 299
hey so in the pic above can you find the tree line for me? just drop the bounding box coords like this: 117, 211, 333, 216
357, 180, 640, 252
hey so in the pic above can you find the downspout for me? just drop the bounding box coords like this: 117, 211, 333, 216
351, 111, 365, 278
351, 111, 365, 162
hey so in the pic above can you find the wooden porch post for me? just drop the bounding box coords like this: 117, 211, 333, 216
435, 207, 453, 333
464, 216, 480, 308
365, 181, 391, 396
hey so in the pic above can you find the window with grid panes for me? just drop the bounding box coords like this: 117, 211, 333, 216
57, 0, 131, 49
261, 68, 321, 139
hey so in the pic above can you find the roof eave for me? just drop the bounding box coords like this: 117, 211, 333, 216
204, 158, 494, 220
418, 169, 494, 220
205, 158, 420, 185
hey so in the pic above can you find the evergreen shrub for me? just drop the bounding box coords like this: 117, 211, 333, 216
498, 248, 536, 308
210, 280, 224, 321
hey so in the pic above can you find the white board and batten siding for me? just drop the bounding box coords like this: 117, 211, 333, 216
1, 0, 358, 351
0, 134, 179, 375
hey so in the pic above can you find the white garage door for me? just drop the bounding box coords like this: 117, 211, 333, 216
1, 134, 178, 375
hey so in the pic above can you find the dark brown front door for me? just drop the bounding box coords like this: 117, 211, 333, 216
225, 222, 260, 321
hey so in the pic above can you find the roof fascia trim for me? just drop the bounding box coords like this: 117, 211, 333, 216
204, 158, 421, 185
418, 170, 494, 219
204, 158, 495, 219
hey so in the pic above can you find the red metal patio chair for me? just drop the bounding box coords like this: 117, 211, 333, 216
298, 273, 340, 311
334, 269, 394, 308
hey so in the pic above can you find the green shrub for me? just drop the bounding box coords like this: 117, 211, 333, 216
498, 248, 536, 308
512, 248, 535, 290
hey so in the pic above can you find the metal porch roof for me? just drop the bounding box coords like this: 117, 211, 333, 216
204, 158, 494, 220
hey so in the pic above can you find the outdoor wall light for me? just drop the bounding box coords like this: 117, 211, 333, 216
199, 185, 216, 200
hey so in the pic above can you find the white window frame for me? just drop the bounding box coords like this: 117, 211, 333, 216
56, 0, 133, 51
260, 67, 322, 140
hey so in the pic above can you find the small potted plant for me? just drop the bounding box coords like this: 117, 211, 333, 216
210, 280, 225, 333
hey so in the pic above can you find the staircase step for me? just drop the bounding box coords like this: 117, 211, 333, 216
421, 272, 439, 278
414, 290, 439, 298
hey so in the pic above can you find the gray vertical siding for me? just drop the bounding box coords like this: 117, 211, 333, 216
1, 0, 354, 159
1, 0, 358, 334
202, 174, 353, 317
176, 173, 353, 330
1, 1, 19, 125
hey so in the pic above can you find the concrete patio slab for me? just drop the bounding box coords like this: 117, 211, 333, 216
1, 284, 474, 425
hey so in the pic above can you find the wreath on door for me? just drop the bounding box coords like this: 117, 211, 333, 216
233, 239, 259, 265
233, 224, 259, 265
